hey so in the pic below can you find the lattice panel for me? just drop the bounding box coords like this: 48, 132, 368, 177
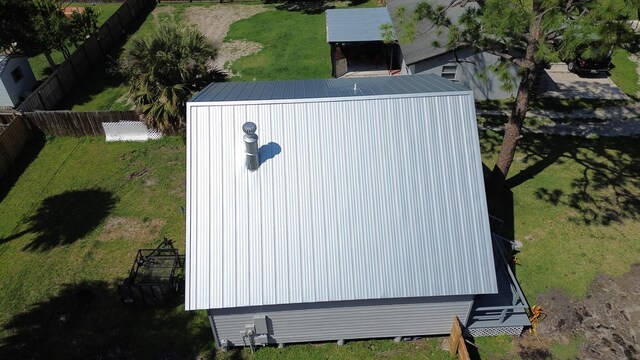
466, 326, 524, 337
103, 121, 163, 142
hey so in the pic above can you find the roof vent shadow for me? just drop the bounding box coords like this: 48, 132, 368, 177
259, 142, 282, 166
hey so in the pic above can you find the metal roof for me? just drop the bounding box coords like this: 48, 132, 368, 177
191, 74, 467, 103
186, 74, 497, 311
325, 8, 395, 43
386, 0, 478, 64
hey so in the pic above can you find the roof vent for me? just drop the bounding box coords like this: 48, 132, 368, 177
243, 122, 259, 171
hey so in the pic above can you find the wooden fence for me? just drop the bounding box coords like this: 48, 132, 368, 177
0, 116, 31, 179
17, 0, 155, 112
25, 111, 140, 137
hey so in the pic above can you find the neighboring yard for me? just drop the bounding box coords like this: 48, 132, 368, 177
0, 130, 638, 358
28, 3, 123, 81
225, 9, 330, 80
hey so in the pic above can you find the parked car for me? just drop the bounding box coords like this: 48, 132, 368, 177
567, 48, 612, 74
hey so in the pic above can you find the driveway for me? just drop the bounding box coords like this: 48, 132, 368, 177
537, 64, 628, 100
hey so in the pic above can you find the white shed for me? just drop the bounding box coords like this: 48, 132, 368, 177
186, 74, 530, 348
0, 55, 37, 108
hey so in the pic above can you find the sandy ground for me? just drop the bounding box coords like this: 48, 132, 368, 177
183, 5, 267, 74
515, 264, 640, 360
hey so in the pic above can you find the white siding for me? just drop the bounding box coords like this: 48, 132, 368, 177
186, 85, 497, 311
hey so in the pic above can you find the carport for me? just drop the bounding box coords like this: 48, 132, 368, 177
326, 8, 401, 78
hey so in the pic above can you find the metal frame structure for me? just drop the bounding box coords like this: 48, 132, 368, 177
119, 237, 182, 306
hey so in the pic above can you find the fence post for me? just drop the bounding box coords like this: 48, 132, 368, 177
54, 72, 67, 95
82, 43, 92, 66
105, 21, 115, 44
96, 37, 105, 56
37, 91, 47, 110
125, 0, 134, 20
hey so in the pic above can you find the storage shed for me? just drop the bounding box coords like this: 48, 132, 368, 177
0, 55, 37, 108
186, 74, 530, 348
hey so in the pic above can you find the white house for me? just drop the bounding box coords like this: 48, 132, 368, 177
185, 74, 530, 349
0, 55, 37, 108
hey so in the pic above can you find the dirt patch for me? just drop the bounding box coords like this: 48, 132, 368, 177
211, 40, 263, 74
183, 5, 267, 75
535, 264, 640, 360
99, 216, 165, 242
152, 6, 176, 26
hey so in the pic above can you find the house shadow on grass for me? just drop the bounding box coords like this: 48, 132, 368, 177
0, 280, 215, 359
0, 189, 117, 251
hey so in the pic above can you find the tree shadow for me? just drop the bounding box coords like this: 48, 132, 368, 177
505, 134, 640, 226
0, 280, 215, 359
0, 189, 117, 251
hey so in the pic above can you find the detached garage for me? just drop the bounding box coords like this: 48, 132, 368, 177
186, 74, 530, 348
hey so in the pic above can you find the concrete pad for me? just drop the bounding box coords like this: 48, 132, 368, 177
538, 63, 628, 100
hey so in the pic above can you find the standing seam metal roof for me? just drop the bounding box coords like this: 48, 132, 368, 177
186, 74, 497, 311
325, 8, 395, 43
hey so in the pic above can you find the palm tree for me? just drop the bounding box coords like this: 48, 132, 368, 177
119, 24, 223, 133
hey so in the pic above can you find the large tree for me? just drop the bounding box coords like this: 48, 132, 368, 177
119, 24, 223, 133
400, 0, 639, 189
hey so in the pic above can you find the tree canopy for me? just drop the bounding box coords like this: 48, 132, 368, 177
0, 0, 98, 67
119, 24, 224, 133
399, 0, 640, 189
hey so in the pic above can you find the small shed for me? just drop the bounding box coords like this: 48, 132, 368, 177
0, 55, 37, 108
186, 74, 529, 349
326, 8, 400, 77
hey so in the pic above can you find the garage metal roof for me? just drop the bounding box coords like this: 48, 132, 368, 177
186, 74, 497, 310
325, 8, 394, 43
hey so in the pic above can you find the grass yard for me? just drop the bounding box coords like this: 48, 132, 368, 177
225, 9, 331, 81
481, 131, 640, 301
0, 136, 215, 359
28, 3, 123, 81
609, 48, 639, 98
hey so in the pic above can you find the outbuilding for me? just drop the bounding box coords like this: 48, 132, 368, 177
0, 55, 37, 108
186, 74, 530, 348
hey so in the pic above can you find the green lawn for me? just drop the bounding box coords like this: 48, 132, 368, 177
28, 3, 123, 81
481, 131, 640, 301
0, 136, 215, 359
225, 9, 331, 81
609, 48, 639, 98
